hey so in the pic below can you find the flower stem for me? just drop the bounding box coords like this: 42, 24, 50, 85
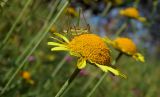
115, 52, 123, 63
43, 54, 68, 89
55, 68, 81, 97
80, 70, 100, 94
114, 22, 127, 37
86, 52, 123, 97
101, 2, 112, 17
86, 73, 107, 97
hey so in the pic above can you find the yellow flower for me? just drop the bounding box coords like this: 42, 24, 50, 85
105, 0, 123, 5
67, 7, 78, 17
48, 33, 126, 78
104, 37, 145, 62
50, 25, 57, 33
119, 7, 146, 22
21, 71, 34, 85
114, 0, 123, 5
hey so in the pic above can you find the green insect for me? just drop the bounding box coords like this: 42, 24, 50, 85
63, 25, 90, 36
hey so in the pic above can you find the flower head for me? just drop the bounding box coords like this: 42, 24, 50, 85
28, 56, 35, 62
104, 37, 145, 62
48, 33, 126, 78
79, 69, 89, 76
119, 7, 146, 22
68, 34, 111, 65
21, 71, 34, 85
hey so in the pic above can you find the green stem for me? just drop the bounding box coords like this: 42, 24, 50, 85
76, 8, 81, 26
86, 52, 123, 97
151, 0, 158, 24
0, 0, 32, 49
86, 73, 107, 97
133, 0, 140, 8
80, 70, 100, 94
15, 30, 42, 64
55, 68, 81, 97
101, 2, 112, 17
115, 52, 123, 63
43, 54, 68, 89
152, 0, 158, 14
15, 0, 61, 64
0, 1, 69, 95
60, 77, 76, 97
114, 22, 127, 37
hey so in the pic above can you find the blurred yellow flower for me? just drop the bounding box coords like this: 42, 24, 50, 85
50, 25, 57, 33
115, 0, 123, 5
21, 71, 34, 85
119, 7, 146, 22
104, 37, 145, 62
105, 0, 123, 5
46, 54, 55, 61
48, 33, 126, 78
67, 7, 78, 17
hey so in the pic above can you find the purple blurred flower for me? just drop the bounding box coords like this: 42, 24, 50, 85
28, 56, 35, 62
65, 56, 73, 63
79, 69, 88, 76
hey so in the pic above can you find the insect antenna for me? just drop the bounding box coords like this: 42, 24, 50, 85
81, 10, 91, 33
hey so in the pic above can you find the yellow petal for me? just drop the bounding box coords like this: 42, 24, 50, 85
69, 51, 81, 57
48, 42, 66, 47
50, 36, 65, 44
133, 53, 145, 63
51, 47, 68, 51
95, 63, 127, 78
77, 58, 86, 69
119, 10, 125, 15
53, 33, 69, 43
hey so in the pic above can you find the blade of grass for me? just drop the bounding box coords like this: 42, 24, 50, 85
3, 0, 61, 87
0, 0, 32, 49
86, 52, 123, 97
86, 72, 107, 97
100, 2, 112, 17
80, 70, 100, 94
43, 54, 69, 90
0, 1, 69, 95
15, 0, 61, 64
114, 22, 127, 37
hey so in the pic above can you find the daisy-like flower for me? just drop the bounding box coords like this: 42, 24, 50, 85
21, 71, 34, 85
119, 7, 146, 22
104, 37, 145, 62
48, 32, 126, 78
